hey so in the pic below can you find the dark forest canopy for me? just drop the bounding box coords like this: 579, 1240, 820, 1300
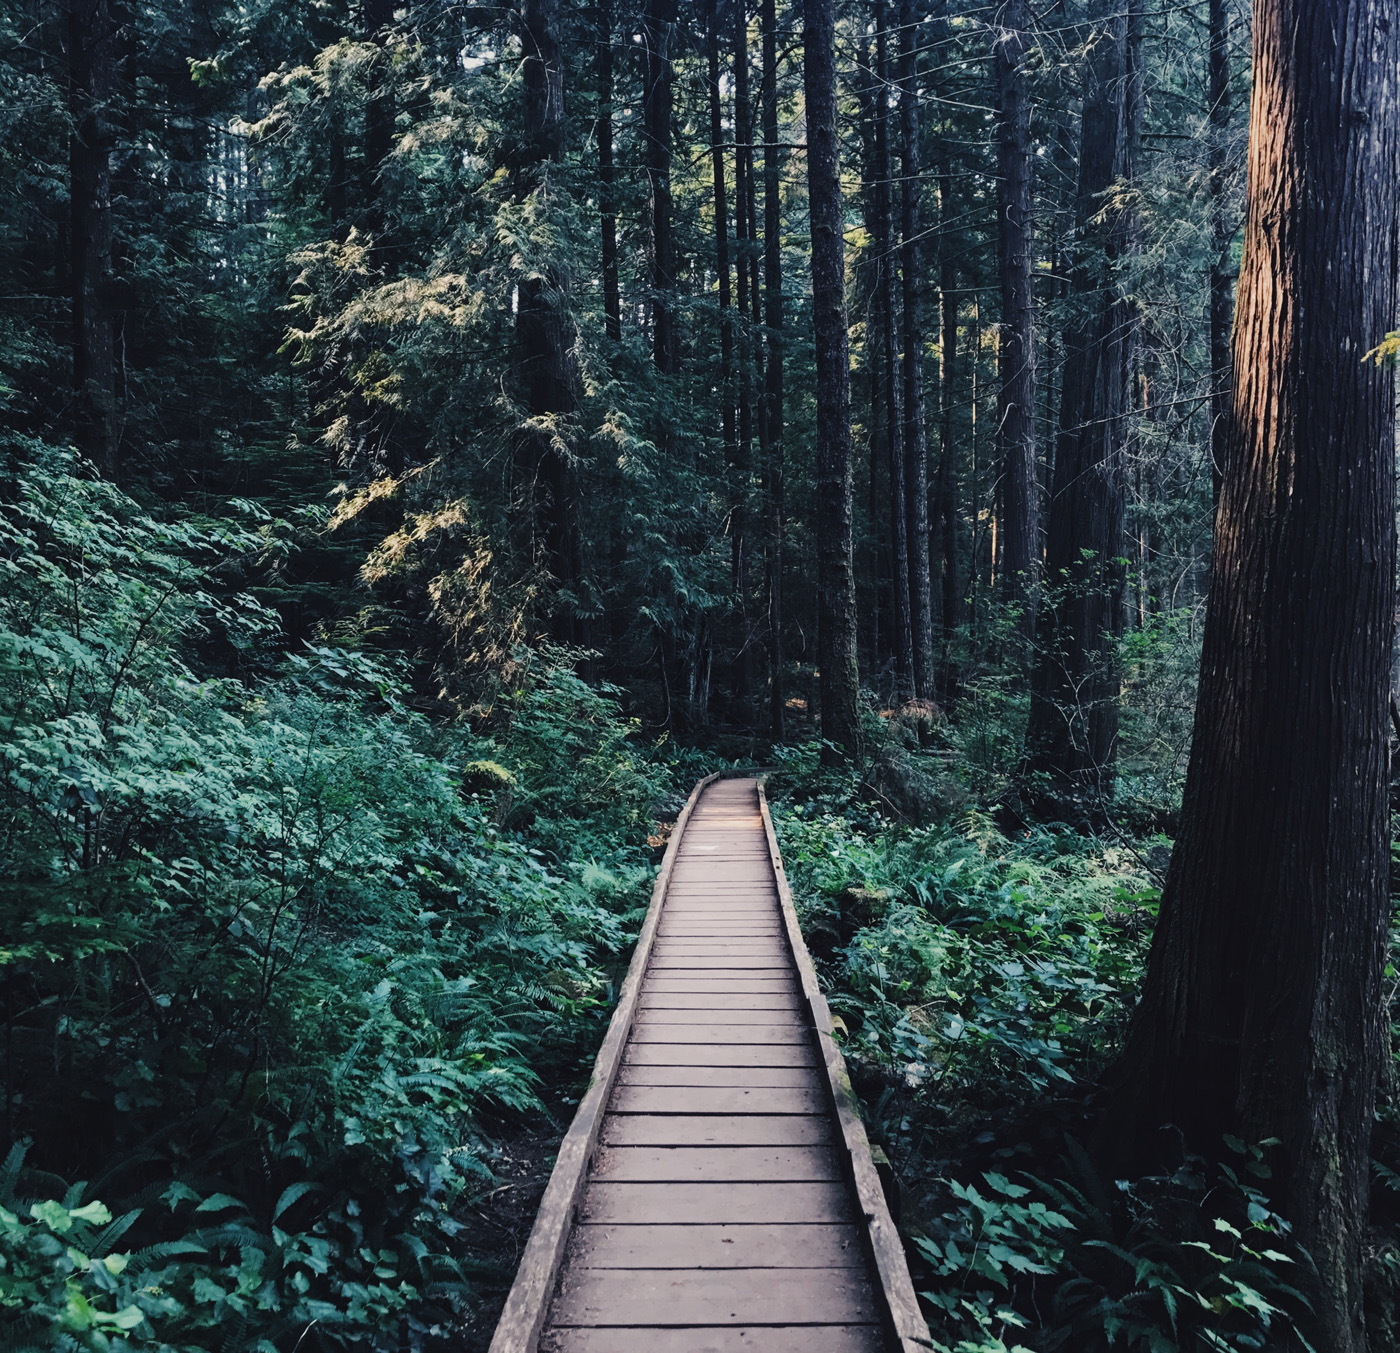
2, 0, 1399, 1349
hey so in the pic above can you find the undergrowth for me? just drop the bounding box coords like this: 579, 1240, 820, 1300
768, 747, 1315, 1353
0, 451, 690, 1351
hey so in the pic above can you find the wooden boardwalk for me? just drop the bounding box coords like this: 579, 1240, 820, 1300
490, 777, 929, 1353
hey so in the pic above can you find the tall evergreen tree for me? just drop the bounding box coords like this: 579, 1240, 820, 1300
803, 0, 860, 759
516, 0, 582, 638
898, 0, 935, 701
993, 0, 1038, 635
68, 0, 119, 474
1022, 0, 1139, 819
1107, 1, 1400, 1345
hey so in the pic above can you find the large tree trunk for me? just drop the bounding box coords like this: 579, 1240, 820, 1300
1106, 1, 1399, 1347
803, 0, 860, 760
761, 0, 786, 740
642, 0, 676, 373
874, 1, 914, 703
993, 0, 1038, 636
597, 0, 621, 342
1207, 0, 1233, 504
1022, 0, 1137, 821
516, 0, 581, 640
68, 0, 119, 476
898, 0, 935, 703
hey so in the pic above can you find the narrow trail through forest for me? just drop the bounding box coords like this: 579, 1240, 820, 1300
490, 777, 928, 1352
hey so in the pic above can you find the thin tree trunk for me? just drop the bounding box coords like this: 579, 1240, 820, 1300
993, 0, 1038, 636
1207, 0, 1232, 504
598, 0, 621, 342
936, 165, 959, 700
1106, 1, 1399, 1346
761, 0, 785, 739
803, 0, 860, 760
642, 0, 676, 373
68, 0, 118, 476
709, 0, 739, 583
857, 29, 884, 675
516, 0, 581, 640
875, 2, 914, 702
899, 0, 934, 702
734, 0, 756, 485
1022, 0, 1137, 821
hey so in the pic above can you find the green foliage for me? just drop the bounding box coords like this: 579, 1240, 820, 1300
769, 775, 1309, 1353
0, 451, 674, 1350
774, 791, 1148, 1100
911, 1146, 1312, 1353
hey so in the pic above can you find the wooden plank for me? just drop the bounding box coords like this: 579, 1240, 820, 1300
549, 1268, 876, 1326
628, 1023, 810, 1045
638, 1014, 812, 1030
602, 1114, 833, 1147
609, 1085, 827, 1115
650, 943, 789, 955
641, 986, 800, 997
623, 1043, 816, 1068
755, 783, 931, 1353
647, 956, 791, 970
638, 991, 802, 1010
562, 1221, 865, 1269
616, 1066, 822, 1089
580, 1180, 854, 1226
592, 1145, 839, 1181
541, 1326, 883, 1353
486, 773, 723, 1353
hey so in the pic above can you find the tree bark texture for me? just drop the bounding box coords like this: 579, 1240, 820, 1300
1022, 0, 1136, 818
1108, 2, 1399, 1347
69, 0, 119, 475
516, 0, 581, 638
803, 0, 860, 760
643, 0, 677, 374
761, 0, 786, 740
993, 0, 1038, 633
898, 0, 935, 702
1207, 0, 1233, 503
598, 0, 621, 342
874, 2, 914, 703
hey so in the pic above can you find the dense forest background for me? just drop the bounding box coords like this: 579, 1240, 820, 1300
2, 0, 1398, 1350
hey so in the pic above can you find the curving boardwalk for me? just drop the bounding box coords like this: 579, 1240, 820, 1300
490, 777, 929, 1353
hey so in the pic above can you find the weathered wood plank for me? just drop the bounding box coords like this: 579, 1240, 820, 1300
637, 991, 802, 1010
628, 1023, 810, 1045
623, 1043, 816, 1068
630, 1014, 806, 1030
540, 1326, 883, 1353
602, 1114, 834, 1147
549, 1268, 876, 1326
608, 1084, 828, 1115
615, 1065, 822, 1089
592, 1145, 839, 1181
641, 978, 798, 994
562, 1222, 864, 1269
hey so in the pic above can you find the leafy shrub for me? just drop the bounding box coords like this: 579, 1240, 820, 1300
0, 450, 672, 1350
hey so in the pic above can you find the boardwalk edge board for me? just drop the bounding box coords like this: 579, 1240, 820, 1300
756, 781, 934, 1353
486, 772, 724, 1353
